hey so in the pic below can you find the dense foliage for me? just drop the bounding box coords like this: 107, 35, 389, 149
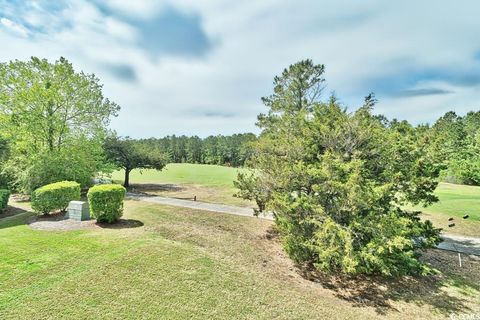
87, 184, 126, 223
426, 111, 480, 185
0, 57, 119, 192
136, 134, 256, 167
237, 60, 442, 276
31, 181, 81, 214
0, 189, 10, 211
0, 137, 10, 188
104, 136, 166, 187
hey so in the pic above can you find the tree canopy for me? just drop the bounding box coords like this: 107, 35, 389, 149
103, 136, 166, 187
0, 57, 119, 192
135, 134, 256, 167
426, 111, 480, 185
236, 60, 442, 276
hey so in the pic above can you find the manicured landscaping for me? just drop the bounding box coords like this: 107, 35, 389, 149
111, 163, 243, 188
31, 181, 81, 215
1, 13, 480, 319
112, 164, 480, 236
416, 183, 480, 221
408, 183, 480, 236
0, 199, 478, 319
110, 164, 254, 207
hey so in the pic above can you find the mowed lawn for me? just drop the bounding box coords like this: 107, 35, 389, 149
110, 164, 254, 207
111, 164, 479, 236
1, 200, 479, 319
408, 183, 480, 237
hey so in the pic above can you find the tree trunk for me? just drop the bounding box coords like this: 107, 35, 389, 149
124, 168, 131, 188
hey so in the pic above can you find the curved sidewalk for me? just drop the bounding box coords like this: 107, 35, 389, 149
127, 193, 479, 256
127, 193, 274, 220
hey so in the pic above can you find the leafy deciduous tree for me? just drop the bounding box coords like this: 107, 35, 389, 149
0, 57, 120, 192
103, 136, 166, 187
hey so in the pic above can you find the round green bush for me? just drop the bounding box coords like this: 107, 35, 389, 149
0, 189, 10, 211
87, 184, 126, 223
31, 181, 81, 214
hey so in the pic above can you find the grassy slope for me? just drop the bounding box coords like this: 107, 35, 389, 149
418, 183, 480, 221
1, 200, 479, 319
110, 164, 253, 207
408, 183, 480, 237
112, 164, 479, 235
111, 163, 242, 188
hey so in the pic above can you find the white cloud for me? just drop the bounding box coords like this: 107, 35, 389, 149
0, 0, 480, 137
0, 17, 29, 37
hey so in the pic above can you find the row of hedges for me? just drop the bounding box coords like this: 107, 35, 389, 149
0, 189, 10, 211
31, 181, 125, 223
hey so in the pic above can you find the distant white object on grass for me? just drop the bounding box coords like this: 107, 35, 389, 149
92, 177, 113, 185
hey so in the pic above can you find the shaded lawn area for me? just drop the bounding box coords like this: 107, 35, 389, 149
407, 183, 480, 237
1, 200, 479, 319
110, 164, 254, 208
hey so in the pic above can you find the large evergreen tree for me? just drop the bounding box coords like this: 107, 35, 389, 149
237, 60, 442, 276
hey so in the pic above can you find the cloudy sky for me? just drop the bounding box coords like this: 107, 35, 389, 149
1, 1, 479, 137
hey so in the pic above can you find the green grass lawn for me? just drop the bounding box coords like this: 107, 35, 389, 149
110, 164, 254, 207
408, 183, 480, 237
418, 183, 480, 221
111, 163, 243, 188
1, 200, 479, 319
110, 164, 479, 235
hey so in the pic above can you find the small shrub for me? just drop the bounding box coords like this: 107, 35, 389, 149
0, 189, 10, 211
87, 184, 126, 223
31, 181, 81, 214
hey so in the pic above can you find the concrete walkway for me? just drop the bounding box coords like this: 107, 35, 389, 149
439, 234, 480, 256
127, 193, 480, 256
127, 193, 274, 220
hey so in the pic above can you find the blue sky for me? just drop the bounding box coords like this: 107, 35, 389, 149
1, 0, 479, 137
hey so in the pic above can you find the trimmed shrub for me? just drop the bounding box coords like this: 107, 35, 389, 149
0, 189, 10, 211
31, 181, 81, 214
87, 184, 126, 223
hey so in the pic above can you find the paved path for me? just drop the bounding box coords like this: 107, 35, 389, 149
127, 193, 274, 220
127, 193, 479, 256
439, 234, 480, 256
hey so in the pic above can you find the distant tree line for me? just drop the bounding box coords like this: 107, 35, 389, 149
372, 110, 480, 186
427, 111, 480, 185
133, 134, 257, 167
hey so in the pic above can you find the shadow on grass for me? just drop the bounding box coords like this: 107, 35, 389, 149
96, 219, 144, 229
295, 252, 477, 317
0, 205, 33, 229
262, 226, 476, 316
127, 184, 204, 201
129, 184, 184, 195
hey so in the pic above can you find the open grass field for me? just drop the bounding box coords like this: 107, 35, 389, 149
112, 163, 241, 188
110, 164, 254, 208
111, 164, 479, 236
408, 183, 480, 237
1, 199, 479, 319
